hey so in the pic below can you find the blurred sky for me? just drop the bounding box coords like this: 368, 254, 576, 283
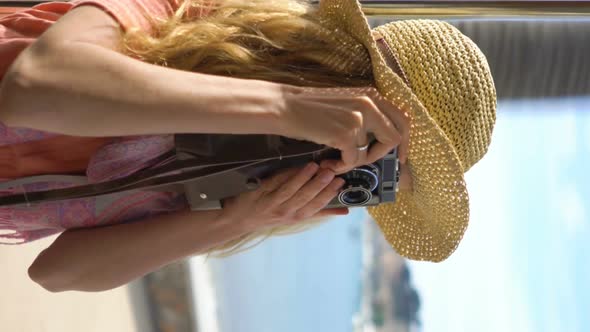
409, 97, 590, 332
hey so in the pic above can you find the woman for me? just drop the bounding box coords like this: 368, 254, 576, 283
0, 0, 496, 292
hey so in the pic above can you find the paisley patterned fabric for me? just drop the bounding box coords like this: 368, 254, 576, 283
0, 126, 188, 244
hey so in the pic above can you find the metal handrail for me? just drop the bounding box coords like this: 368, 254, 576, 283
335, 1, 590, 18
3, 1, 590, 16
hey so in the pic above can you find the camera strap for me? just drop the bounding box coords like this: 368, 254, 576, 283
0, 136, 331, 208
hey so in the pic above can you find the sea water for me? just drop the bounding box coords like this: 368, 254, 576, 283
191, 207, 367, 332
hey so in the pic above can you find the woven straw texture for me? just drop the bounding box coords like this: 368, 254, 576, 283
317, 0, 497, 262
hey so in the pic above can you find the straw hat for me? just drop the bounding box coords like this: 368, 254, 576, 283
317, 0, 497, 262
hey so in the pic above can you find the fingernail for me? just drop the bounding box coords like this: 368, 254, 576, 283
305, 162, 319, 172
318, 170, 334, 183
332, 178, 346, 189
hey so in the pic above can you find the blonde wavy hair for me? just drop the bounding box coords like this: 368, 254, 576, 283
119, 0, 373, 257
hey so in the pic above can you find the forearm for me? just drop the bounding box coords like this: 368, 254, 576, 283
28, 208, 246, 292
0, 40, 284, 137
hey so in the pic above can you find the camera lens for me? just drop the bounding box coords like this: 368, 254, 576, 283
339, 187, 372, 206
336, 164, 379, 207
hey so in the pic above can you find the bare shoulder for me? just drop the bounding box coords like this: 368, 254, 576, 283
35, 5, 123, 51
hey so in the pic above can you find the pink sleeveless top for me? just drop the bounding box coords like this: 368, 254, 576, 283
0, 0, 211, 244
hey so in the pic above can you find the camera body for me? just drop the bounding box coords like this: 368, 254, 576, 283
175, 134, 400, 211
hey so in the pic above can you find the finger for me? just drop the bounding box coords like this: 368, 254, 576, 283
365, 122, 401, 164
343, 115, 366, 172
305, 95, 398, 141
251, 165, 309, 202
260, 162, 320, 207
320, 131, 371, 175
314, 207, 350, 217
365, 141, 397, 165
353, 95, 403, 163
370, 93, 410, 164
294, 177, 347, 220
322, 137, 396, 173
323, 127, 362, 175
355, 130, 373, 165
256, 166, 301, 195
321, 149, 356, 175
383, 106, 409, 164
356, 148, 369, 168
307, 96, 399, 166
279, 168, 336, 213
299, 88, 410, 163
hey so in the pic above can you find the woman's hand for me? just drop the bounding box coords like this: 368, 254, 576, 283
219, 162, 349, 234
277, 86, 410, 175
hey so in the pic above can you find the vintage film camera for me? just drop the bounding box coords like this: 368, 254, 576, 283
0, 134, 400, 209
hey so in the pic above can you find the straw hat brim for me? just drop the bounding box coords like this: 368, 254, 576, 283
318, 0, 470, 262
